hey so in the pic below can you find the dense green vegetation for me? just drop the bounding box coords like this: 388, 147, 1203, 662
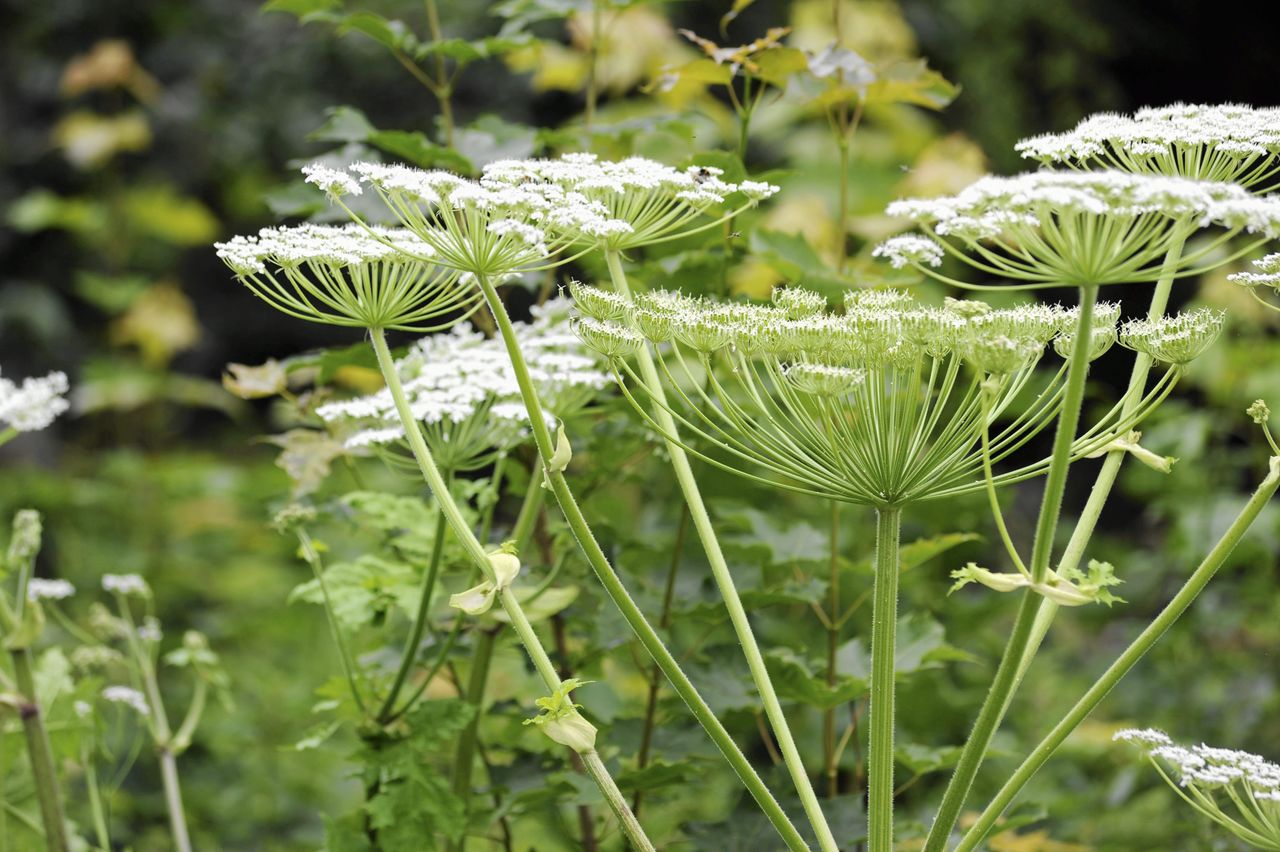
3, 2, 1279, 850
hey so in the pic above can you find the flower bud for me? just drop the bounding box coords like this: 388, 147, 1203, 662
569, 281, 632, 323
1248, 399, 1271, 425
772, 286, 826, 319
573, 317, 643, 359
6, 509, 42, 570
541, 709, 598, 754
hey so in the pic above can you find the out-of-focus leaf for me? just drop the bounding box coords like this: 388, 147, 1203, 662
73, 360, 244, 417
261, 0, 340, 18
490, 585, 578, 624
719, 505, 829, 565
265, 429, 346, 496
767, 647, 866, 709
7, 190, 106, 235
223, 360, 288, 399
413, 35, 531, 65
288, 553, 419, 628
719, 0, 756, 34
848, 531, 982, 576
310, 106, 474, 172
739, 576, 826, 608
334, 12, 414, 53
109, 284, 201, 365
896, 741, 963, 775
61, 40, 160, 101
863, 59, 960, 110
74, 271, 152, 314
616, 758, 699, 793
119, 184, 219, 246
53, 109, 151, 169
453, 115, 537, 168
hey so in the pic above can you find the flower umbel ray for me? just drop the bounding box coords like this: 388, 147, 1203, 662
573, 286, 1184, 507
878, 170, 1280, 289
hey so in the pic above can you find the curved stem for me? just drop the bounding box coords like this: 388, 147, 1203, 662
922, 286, 1097, 850
471, 275, 809, 851
9, 649, 71, 852
957, 456, 1280, 850
368, 327, 653, 851
867, 506, 901, 852
605, 251, 837, 851
379, 507, 449, 721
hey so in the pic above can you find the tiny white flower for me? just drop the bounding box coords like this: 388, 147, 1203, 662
26, 578, 76, 601
102, 686, 150, 716
102, 573, 150, 597
0, 369, 70, 432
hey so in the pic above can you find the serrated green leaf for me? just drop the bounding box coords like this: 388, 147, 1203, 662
288, 554, 419, 628
767, 647, 867, 709
616, 758, 699, 793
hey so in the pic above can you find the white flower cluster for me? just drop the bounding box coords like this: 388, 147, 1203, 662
479, 154, 778, 248
214, 223, 433, 277
885, 171, 1280, 241
0, 368, 70, 432
1017, 104, 1280, 173
317, 297, 609, 466
102, 573, 150, 597
1228, 253, 1280, 289
1120, 308, 1224, 364
1116, 728, 1280, 845
26, 578, 75, 601
572, 282, 1109, 376
872, 235, 945, 268
102, 685, 150, 716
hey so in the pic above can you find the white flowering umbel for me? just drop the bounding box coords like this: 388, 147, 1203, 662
1017, 104, 1280, 190
1229, 253, 1280, 314
0, 368, 70, 435
317, 297, 608, 472
576, 286, 1180, 507
879, 170, 1280, 289
215, 223, 479, 331
1116, 728, 1280, 849
306, 160, 634, 277
480, 153, 779, 251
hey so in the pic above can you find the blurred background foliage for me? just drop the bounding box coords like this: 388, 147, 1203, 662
2, 0, 1279, 849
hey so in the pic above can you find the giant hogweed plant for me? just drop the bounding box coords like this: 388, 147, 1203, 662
206, 100, 1280, 851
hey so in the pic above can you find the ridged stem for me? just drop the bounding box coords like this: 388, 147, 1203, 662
368, 326, 653, 852
957, 456, 1280, 850
606, 250, 837, 851
472, 274, 808, 851
867, 506, 902, 852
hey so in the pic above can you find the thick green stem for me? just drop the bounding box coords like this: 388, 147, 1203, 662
921, 286, 1097, 849
867, 506, 901, 852
368, 327, 652, 851
583, 749, 649, 850
957, 456, 1280, 851
157, 747, 192, 852
605, 252, 837, 851
451, 626, 498, 847
379, 508, 449, 721
472, 275, 808, 851
10, 649, 70, 852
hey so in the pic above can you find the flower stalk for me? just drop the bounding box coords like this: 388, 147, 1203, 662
867, 506, 902, 852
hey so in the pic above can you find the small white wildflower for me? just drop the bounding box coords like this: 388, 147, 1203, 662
137, 617, 163, 643
301, 162, 362, 197
73, 700, 93, 718
102, 686, 150, 716
1228, 253, 1280, 289
1113, 728, 1173, 748
102, 573, 150, 597
0, 369, 70, 432
872, 235, 945, 268
26, 578, 76, 601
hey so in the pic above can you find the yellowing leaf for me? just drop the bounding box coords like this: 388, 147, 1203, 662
53, 110, 151, 169
222, 360, 288, 399
120, 184, 219, 246
60, 39, 160, 101
988, 828, 1090, 852
110, 284, 200, 365
264, 429, 346, 497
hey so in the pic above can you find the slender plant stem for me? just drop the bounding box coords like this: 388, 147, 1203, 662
451, 626, 498, 849
1009, 240, 1185, 693
297, 529, 367, 714
584, 0, 600, 130
422, 0, 454, 146
118, 601, 192, 852
9, 649, 70, 852
583, 749, 646, 846
957, 456, 1280, 850
824, 501, 841, 798
379, 507, 450, 721
867, 506, 902, 852
632, 505, 688, 819
368, 327, 654, 851
0, 427, 17, 448
604, 251, 838, 851
81, 739, 111, 852
471, 274, 809, 851
922, 286, 1098, 850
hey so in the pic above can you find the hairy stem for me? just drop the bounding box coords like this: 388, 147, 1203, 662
957, 456, 1280, 850
472, 274, 808, 851
824, 501, 841, 798
368, 326, 653, 851
605, 251, 837, 851
867, 506, 902, 852
9, 649, 70, 852
922, 286, 1097, 850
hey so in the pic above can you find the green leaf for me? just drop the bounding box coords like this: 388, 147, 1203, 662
616, 758, 699, 793
739, 576, 826, 608
366, 130, 474, 173
719, 505, 829, 565
264, 429, 347, 497
453, 115, 537, 168
288, 554, 419, 628
261, 0, 339, 17
490, 585, 578, 624
863, 59, 960, 110
766, 648, 866, 710
896, 741, 963, 775
412, 35, 531, 65
893, 612, 976, 673
336, 12, 414, 52
309, 105, 378, 143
